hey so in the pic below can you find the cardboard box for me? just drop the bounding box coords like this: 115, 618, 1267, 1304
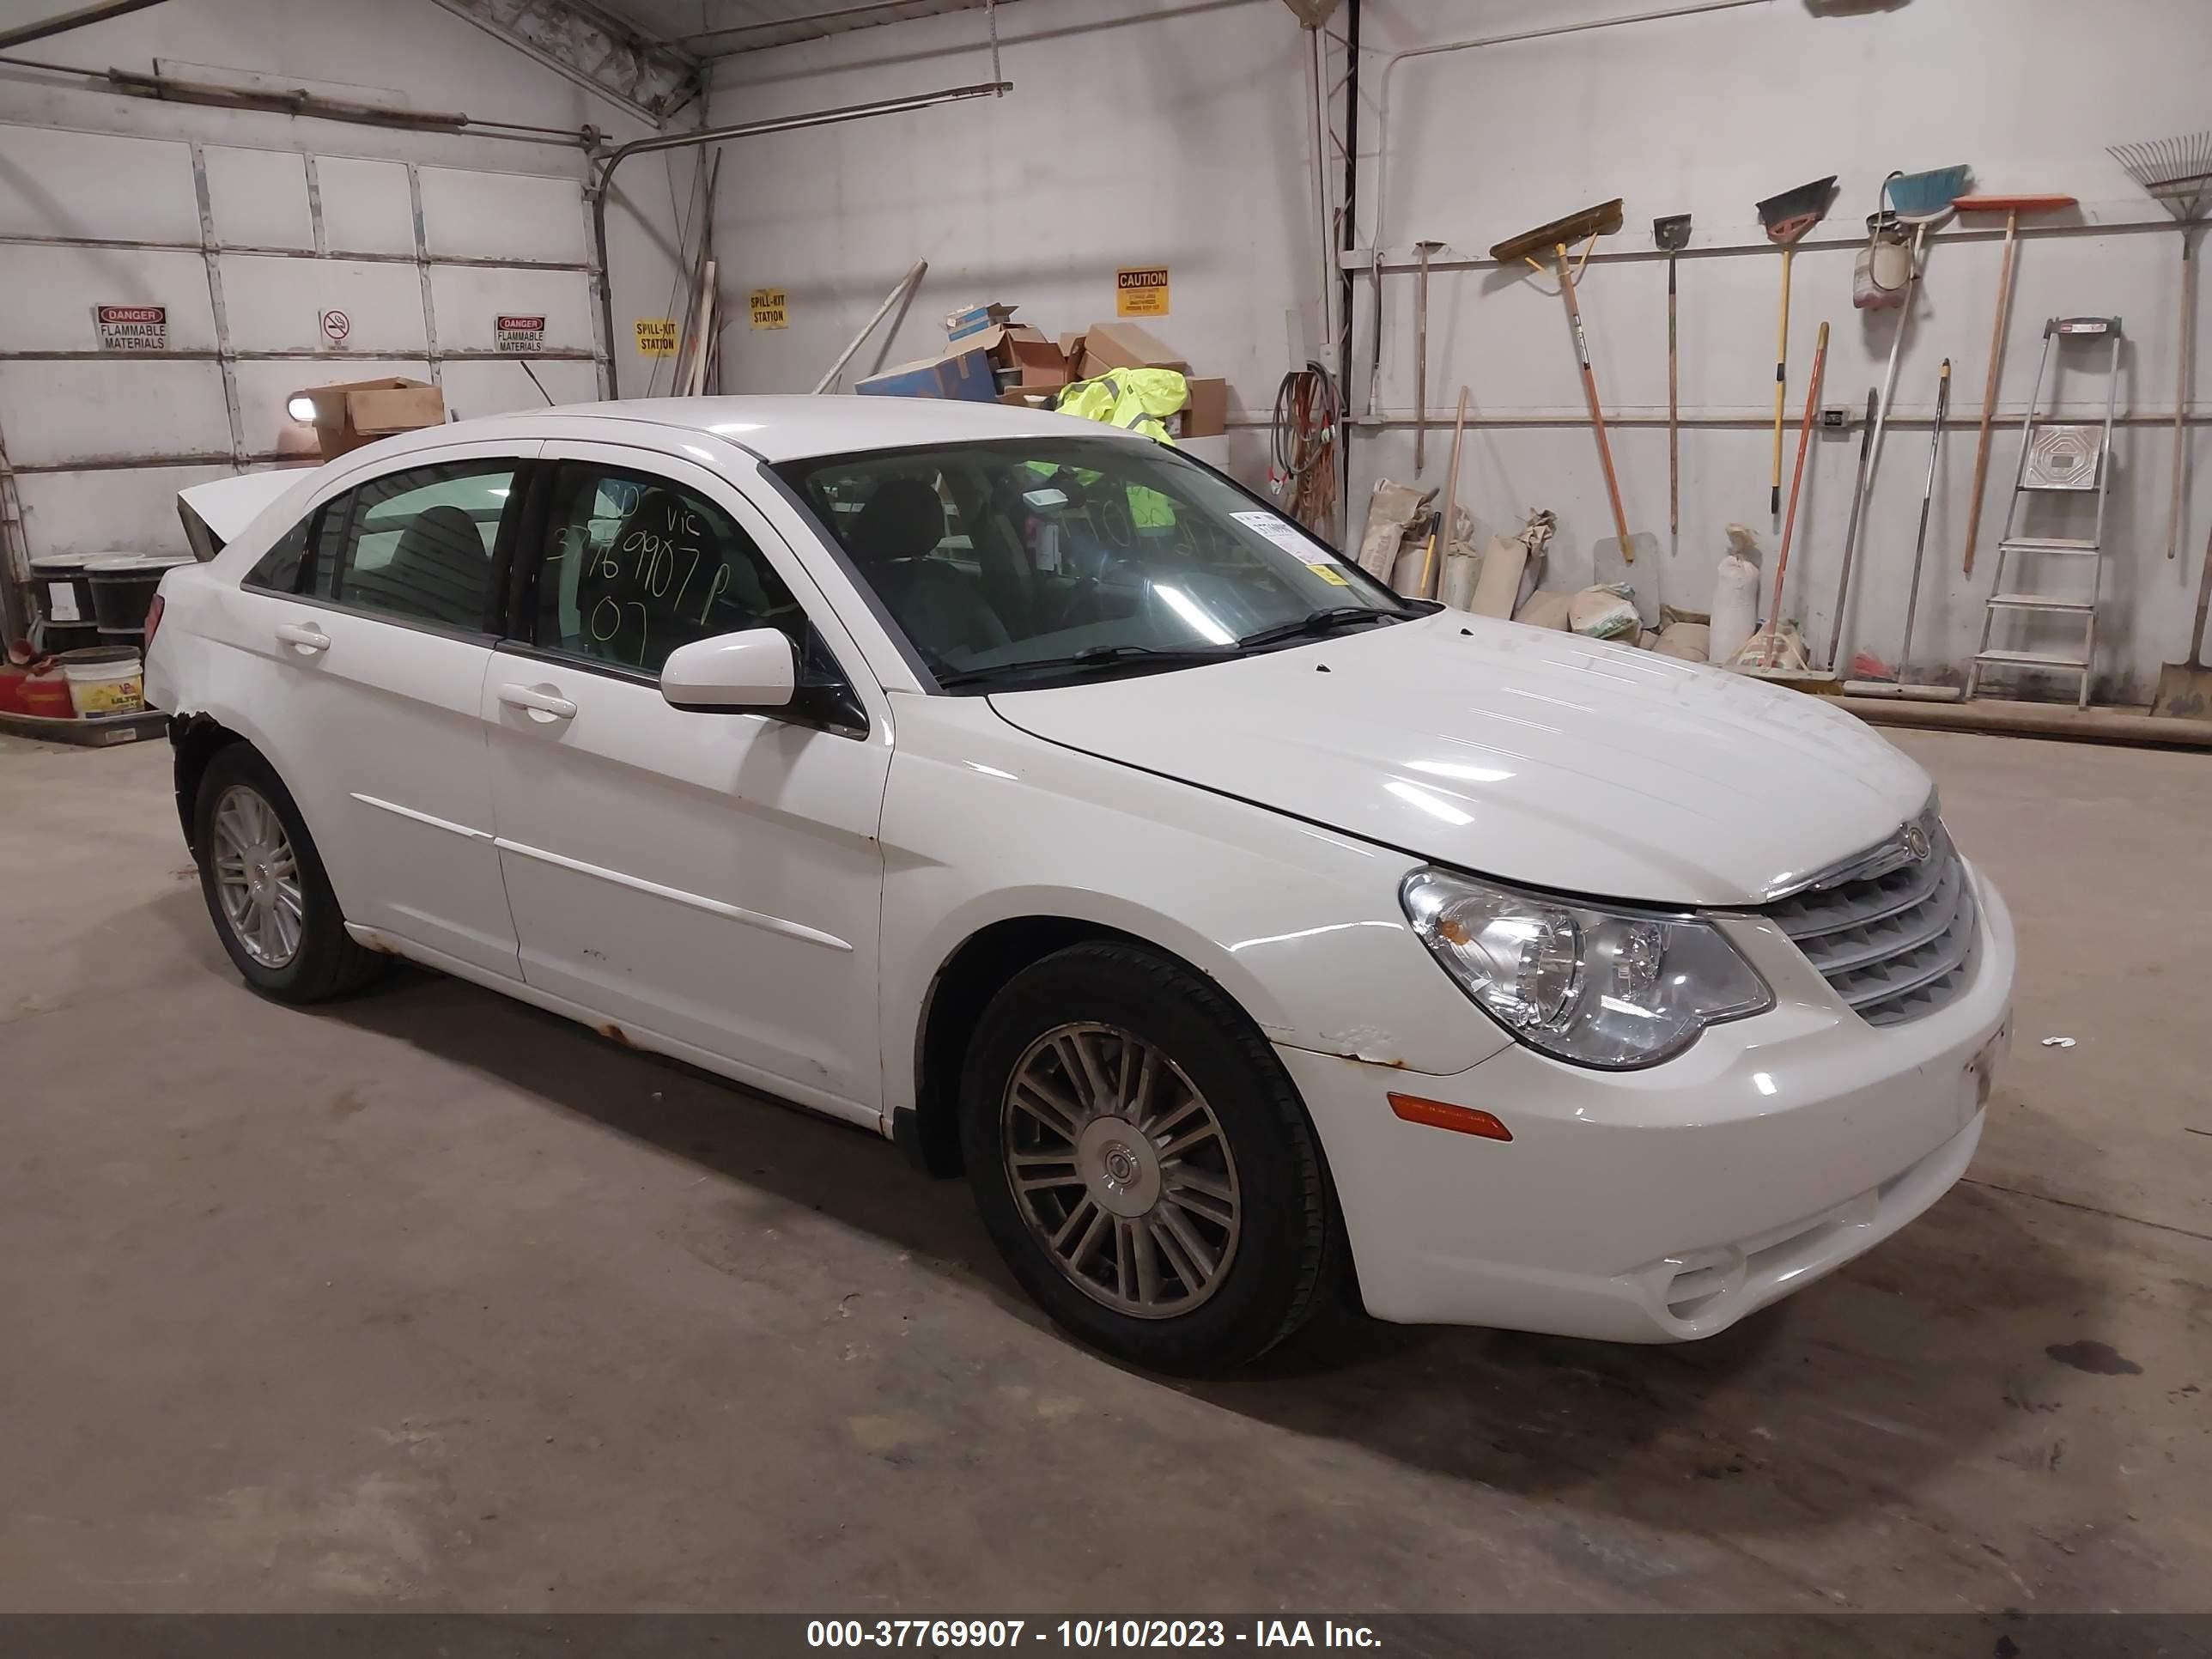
855, 343, 998, 402
972, 324, 1069, 390
1178, 376, 1227, 439
945, 301, 1018, 340
301, 377, 445, 458
1079, 319, 1188, 375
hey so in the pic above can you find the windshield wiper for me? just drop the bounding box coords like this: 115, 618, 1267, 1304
935, 642, 1243, 689
1237, 605, 1403, 651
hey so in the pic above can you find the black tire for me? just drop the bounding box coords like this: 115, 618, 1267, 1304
192, 744, 382, 1004
960, 941, 1337, 1375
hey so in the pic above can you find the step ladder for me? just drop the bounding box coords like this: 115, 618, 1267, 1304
1967, 316, 2123, 708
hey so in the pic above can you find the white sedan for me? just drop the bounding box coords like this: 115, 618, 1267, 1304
146, 397, 2014, 1374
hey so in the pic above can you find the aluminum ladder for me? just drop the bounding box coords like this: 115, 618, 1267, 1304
1966, 316, 2123, 708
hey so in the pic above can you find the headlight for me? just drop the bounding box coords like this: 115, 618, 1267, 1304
1400, 868, 1771, 1069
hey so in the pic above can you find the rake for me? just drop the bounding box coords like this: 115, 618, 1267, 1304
2110, 131, 2212, 563
1755, 177, 1838, 521
1492, 200, 1656, 593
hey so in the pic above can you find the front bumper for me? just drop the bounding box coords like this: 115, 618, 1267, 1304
1279, 863, 2016, 1343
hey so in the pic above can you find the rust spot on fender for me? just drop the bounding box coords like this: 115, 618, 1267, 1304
597, 1022, 631, 1048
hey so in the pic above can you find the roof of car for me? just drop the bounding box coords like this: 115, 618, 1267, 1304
546, 394, 1141, 463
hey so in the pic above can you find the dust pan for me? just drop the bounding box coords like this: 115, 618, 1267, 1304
2152, 524, 2212, 719
1491, 200, 1656, 612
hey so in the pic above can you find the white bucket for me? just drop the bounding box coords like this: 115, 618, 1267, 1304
58, 645, 144, 717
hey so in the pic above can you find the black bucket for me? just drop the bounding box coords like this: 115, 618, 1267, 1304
29, 554, 96, 631
37, 620, 103, 656
87, 555, 189, 635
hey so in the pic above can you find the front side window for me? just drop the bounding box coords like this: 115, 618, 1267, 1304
774, 437, 1413, 690
531, 462, 805, 674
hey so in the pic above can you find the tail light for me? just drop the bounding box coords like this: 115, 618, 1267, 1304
143, 592, 166, 654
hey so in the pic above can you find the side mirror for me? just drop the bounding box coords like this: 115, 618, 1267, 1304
660, 628, 796, 713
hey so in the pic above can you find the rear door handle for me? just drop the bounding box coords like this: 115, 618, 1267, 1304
275, 622, 329, 653
497, 683, 577, 721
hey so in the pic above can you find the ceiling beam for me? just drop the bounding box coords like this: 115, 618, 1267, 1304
429, 0, 702, 125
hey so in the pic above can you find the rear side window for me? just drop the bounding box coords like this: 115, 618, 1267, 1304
323, 463, 513, 630
246, 515, 313, 592
529, 461, 803, 673
246, 462, 514, 630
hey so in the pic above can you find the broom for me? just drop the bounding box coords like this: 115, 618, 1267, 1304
1490, 201, 1656, 593
1754, 177, 1837, 521
2109, 131, 2212, 563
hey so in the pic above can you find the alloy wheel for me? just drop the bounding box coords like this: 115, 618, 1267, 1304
210, 784, 304, 969
1000, 1022, 1243, 1318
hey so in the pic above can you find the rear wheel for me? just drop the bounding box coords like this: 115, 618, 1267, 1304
960, 942, 1336, 1374
193, 744, 380, 1004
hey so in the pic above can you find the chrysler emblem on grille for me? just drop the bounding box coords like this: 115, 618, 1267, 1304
1903, 823, 1933, 863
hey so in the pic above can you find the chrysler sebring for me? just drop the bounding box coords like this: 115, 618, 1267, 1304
145, 397, 2014, 1373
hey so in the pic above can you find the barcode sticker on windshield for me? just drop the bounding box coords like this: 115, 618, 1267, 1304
1232, 509, 1326, 556
1308, 563, 1351, 586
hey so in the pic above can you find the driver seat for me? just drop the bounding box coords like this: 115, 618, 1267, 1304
848, 477, 1011, 659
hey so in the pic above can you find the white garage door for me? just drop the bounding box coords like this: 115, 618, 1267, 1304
0, 122, 605, 573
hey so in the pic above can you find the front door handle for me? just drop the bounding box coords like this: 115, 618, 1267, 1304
497, 683, 578, 721
275, 622, 330, 653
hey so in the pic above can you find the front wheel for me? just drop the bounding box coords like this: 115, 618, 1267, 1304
960, 942, 1337, 1374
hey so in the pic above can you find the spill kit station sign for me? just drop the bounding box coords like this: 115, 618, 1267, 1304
495, 313, 547, 352
1115, 266, 1170, 318
749, 288, 788, 330
635, 318, 677, 357
94, 304, 168, 351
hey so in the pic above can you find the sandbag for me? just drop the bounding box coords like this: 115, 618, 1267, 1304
1514, 588, 1575, 631
1468, 533, 1525, 618
1569, 583, 1642, 644
1656, 621, 1711, 661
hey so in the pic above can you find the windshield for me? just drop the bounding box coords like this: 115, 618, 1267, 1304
775, 436, 1417, 690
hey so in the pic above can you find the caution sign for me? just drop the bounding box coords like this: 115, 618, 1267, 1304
749, 288, 787, 330
635, 318, 677, 357
1115, 266, 1170, 318
94, 304, 167, 351
495, 313, 547, 352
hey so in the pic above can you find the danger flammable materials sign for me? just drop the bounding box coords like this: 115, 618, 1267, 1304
94, 305, 168, 351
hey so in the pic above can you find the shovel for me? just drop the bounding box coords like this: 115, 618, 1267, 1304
2152, 521, 2212, 719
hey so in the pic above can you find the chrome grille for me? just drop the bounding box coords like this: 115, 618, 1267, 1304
1766, 809, 1979, 1028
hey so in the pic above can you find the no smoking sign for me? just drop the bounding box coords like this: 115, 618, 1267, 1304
319, 308, 350, 344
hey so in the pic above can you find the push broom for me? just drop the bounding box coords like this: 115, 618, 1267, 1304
1953, 192, 2077, 576
1490, 200, 1656, 613
1844, 359, 1958, 701
2109, 131, 2212, 565
1754, 177, 1837, 521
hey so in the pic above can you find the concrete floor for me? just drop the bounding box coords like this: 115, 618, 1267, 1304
2, 726, 2206, 1613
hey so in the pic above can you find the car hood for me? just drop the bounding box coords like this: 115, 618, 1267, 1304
986, 612, 1931, 907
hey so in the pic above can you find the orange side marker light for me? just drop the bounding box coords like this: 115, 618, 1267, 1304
1388, 1092, 1514, 1141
